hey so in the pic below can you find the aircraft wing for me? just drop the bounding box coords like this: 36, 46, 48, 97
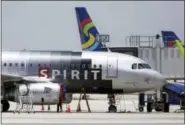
1, 73, 52, 84
1, 74, 23, 83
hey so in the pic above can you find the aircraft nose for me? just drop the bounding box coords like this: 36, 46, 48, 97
148, 70, 166, 87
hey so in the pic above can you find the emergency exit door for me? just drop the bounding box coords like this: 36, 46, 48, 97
107, 56, 118, 77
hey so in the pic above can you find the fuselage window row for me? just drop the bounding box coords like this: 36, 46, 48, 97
2, 63, 102, 69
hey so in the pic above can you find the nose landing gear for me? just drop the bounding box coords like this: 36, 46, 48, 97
1, 100, 10, 112
108, 94, 117, 113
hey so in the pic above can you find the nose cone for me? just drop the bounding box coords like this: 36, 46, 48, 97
148, 70, 166, 88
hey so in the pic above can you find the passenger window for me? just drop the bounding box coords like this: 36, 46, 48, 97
15, 63, 18, 67
99, 64, 102, 68
93, 64, 97, 68
29, 64, 32, 67
132, 63, 137, 69
4, 63, 6, 67
82, 64, 86, 68
9, 63, 12, 67
21, 63, 24, 67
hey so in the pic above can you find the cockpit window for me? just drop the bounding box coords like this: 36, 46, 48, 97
138, 64, 145, 69
132, 63, 151, 70
143, 64, 151, 69
138, 63, 151, 69
132, 63, 137, 69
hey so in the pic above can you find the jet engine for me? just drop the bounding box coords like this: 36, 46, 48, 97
5, 83, 72, 105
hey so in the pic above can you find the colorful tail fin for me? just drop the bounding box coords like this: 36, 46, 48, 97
75, 7, 103, 51
161, 31, 184, 59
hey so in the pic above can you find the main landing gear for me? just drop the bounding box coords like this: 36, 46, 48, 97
108, 94, 117, 113
1, 100, 10, 112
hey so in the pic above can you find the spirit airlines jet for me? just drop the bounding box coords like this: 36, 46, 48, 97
1, 50, 165, 112
1, 14, 166, 114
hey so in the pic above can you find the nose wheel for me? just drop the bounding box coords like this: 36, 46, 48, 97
108, 94, 117, 113
108, 105, 117, 112
1, 100, 10, 112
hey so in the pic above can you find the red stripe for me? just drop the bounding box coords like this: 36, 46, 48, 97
80, 18, 92, 29
167, 41, 175, 47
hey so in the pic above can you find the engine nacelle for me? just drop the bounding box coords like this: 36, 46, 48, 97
6, 83, 72, 105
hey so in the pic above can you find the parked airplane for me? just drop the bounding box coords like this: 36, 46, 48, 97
1, 49, 166, 112
161, 31, 185, 106
75, 7, 185, 108
161, 31, 184, 59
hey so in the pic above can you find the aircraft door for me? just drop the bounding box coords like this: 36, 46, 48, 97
107, 56, 118, 78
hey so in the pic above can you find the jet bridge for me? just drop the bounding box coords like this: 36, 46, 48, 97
125, 33, 184, 112
125, 34, 184, 80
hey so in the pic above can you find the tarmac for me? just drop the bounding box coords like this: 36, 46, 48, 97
1, 94, 184, 124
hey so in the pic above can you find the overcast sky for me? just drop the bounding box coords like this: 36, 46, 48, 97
1, 1, 184, 51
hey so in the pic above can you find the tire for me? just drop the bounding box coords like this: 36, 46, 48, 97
164, 103, 170, 112
1, 100, 10, 112
155, 108, 162, 112
139, 107, 144, 112
108, 105, 117, 113
147, 102, 152, 112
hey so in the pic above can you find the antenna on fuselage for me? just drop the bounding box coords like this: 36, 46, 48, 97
96, 34, 111, 52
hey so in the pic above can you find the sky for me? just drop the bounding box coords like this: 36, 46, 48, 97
1, 1, 184, 51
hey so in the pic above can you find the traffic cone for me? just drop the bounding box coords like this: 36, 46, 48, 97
66, 105, 71, 113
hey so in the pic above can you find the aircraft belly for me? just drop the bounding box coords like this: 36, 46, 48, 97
65, 80, 123, 94
111, 78, 155, 93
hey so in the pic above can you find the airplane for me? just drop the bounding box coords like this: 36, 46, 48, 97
75, 7, 185, 107
161, 31, 185, 106
1, 49, 166, 112
161, 31, 184, 59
